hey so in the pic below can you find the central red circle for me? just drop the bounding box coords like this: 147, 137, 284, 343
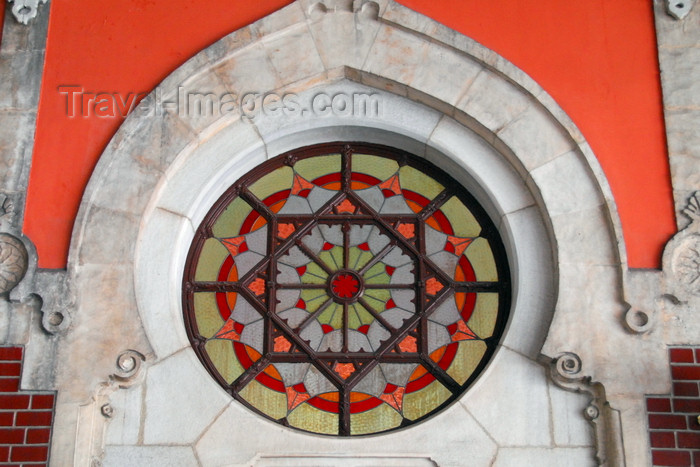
330, 272, 361, 299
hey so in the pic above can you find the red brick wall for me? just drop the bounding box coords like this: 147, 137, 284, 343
647, 347, 700, 466
0, 347, 55, 466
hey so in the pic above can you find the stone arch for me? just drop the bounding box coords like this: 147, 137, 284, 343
54, 1, 630, 465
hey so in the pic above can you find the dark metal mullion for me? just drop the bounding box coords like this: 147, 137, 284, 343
357, 242, 395, 275
190, 281, 249, 293
419, 354, 462, 394
268, 353, 422, 363
357, 297, 394, 331
339, 385, 351, 436
229, 355, 270, 393
276, 283, 326, 289
265, 210, 278, 355
269, 312, 346, 388
239, 187, 273, 220
295, 240, 335, 276
417, 188, 450, 221
363, 283, 414, 289
341, 144, 352, 192
451, 281, 503, 292
418, 221, 428, 356
342, 302, 349, 353
296, 297, 334, 333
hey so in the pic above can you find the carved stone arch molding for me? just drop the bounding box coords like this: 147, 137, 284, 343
53, 1, 658, 465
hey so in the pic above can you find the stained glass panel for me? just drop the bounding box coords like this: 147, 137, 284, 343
183, 143, 511, 436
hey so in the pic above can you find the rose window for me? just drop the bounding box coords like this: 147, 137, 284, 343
183, 143, 511, 436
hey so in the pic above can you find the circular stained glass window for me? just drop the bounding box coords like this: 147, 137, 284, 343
183, 142, 511, 436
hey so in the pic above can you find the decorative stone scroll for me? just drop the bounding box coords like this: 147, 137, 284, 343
547, 353, 626, 467
6, 0, 48, 25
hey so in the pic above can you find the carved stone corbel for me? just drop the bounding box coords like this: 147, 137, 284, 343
545, 352, 626, 467
6, 0, 48, 25
665, 0, 696, 20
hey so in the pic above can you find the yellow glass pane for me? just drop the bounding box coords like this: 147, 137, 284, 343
194, 293, 224, 338
301, 262, 328, 284
212, 197, 255, 237
319, 247, 343, 270
363, 262, 390, 285
468, 293, 499, 339
350, 402, 403, 435
465, 238, 497, 281
300, 289, 328, 312
348, 248, 372, 270
287, 402, 338, 435
399, 165, 443, 199
348, 305, 362, 329
249, 166, 293, 201
402, 380, 451, 420
239, 379, 287, 420
446, 340, 487, 385
295, 154, 341, 182
195, 238, 229, 281
440, 196, 481, 237
351, 303, 374, 325
352, 153, 398, 181
204, 339, 244, 384
363, 288, 390, 309
318, 302, 342, 328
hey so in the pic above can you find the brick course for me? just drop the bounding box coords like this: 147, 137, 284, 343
647, 347, 700, 466
0, 347, 55, 467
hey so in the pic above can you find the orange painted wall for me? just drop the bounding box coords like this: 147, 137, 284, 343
24, 0, 675, 269
0, 3, 5, 46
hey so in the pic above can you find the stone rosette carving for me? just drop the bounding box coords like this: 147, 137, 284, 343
7, 0, 48, 25
663, 192, 700, 297
546, 353, 626, 466
0, 233, 28, 297
665, 0, 696, 20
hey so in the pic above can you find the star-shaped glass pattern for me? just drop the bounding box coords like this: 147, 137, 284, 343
183, 143, 511, 436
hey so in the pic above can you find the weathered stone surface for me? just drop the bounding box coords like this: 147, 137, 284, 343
307, 9, 381, 71
427, 116, 535, 216
196, 399, 498, 466
499, 206, 556, 358
549, 384, 595, 447
0, 111, 37, 194
104, 384, 143, 446
658, 46, 700, 109
57, 264, 152, 402
497, 103, 575, 171
134, 208, 192, 360
103, 445, 198, 467
263, 24, 325, 86
76, 207, 139, 265
457, 69, 531, 134
213, 44, 281, 96
530, 150, 604, 217
462, 348, 553, 447
0, 50, 45, 109
143, 350, 230, 444
493, 447, 595, 467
